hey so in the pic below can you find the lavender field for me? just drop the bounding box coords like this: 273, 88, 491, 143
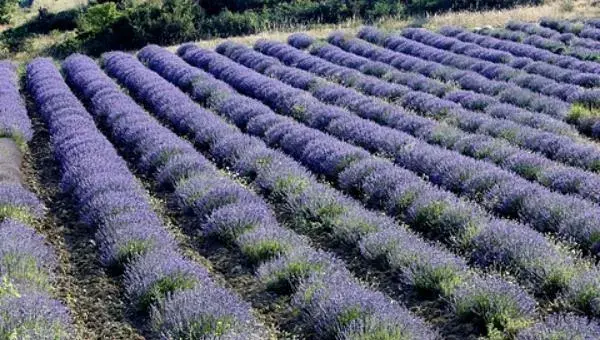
5, 17, 600, 340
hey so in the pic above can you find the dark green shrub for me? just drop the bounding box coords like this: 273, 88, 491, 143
0, 0, 17, 24
77, 2, 123, 37
36, 8, 79, 32
405, 0, 545, 14
201, 0, 404, 25
202, 9, 266, 37
199, 0, 288, 15
126, 0, 203, 45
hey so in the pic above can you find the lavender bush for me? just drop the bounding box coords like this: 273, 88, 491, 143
254, 38, 600, 205
66, 52, 435, 339
0, 60, 72, 338
517, 313, 600, 339
0, 61, 33, 146
175, 43, 600, 320
337, 27, 600, 139
136, 45, 556, 334
130, 45, 543, 334
29, 56, 258, 339
215, 41, 600, 259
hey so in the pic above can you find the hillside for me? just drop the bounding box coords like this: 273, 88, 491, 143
2, 2, 600, 339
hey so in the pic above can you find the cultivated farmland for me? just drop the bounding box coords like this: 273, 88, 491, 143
3, 17, 600, 339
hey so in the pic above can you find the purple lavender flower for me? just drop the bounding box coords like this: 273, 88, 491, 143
0, 292, 72, 339
0, 61, 33, 144
147, 45, 546, 333
203, 202, 277, 240
96, 215, 176, 267
257, 246, 344, 291
0, 183, 44, 222
452, 275, 537, 334
471, 219, 574, 292
125, 250, 210, 311
61, 53, 268, 338
0, 219, 56, 289
517, 313, 600, 339
360, 225, 468, 295
237, 224, 305, 263
150, 285, 260, 339
287, 32, 315, 49
293, 270, 438, 339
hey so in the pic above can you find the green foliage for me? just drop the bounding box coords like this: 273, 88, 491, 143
126, 0, 203, 46
200, 0, 404, 28
0, 276, 20, 298
567, 103, 600, 136
0, 0, 17, 24
115, 239, 152, 266
36, 7, 79, 32
0, 205, 37, 225
413, 266, 464, 296
263, 257, 324, 291
241, 239, 287, 263
201, 9, 266, 38
138, 275, 198, 311
405, 0, 545, 14
199, 0, 285, 15
185, 316, 235, 337
454, 290, 533, 336
77, 2, 123, 37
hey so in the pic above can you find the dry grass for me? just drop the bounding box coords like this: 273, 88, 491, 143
187, 22, 362, 50
2, 0, 87, 29
186, 0, 600, 50
412, 0, 600, 30
32, 0, 87, 13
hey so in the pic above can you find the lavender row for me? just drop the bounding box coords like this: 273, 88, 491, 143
505, 20, 561, 39
0, 190, 71, 337
426, 24, 600, 76
27, 57, 259, 339
316, 36, 600, 164
276, 36, 596, 201
81, 48, 437, 339
585, 18, 600, 29
540, 18, 586, 35
176, 43, 600, 320
521, 36, 600, 62
348, 27, 600, 139
403, 26, 600, 93
361, 26, 587, 102
502, 21, 600, 57
286, 34, 575, 138
256, 38, 600, 204
0, 60, 73, 338
306, 34, 577, 137
580, 24, 600, 41
138, 44, 551, 336
320, 31, 589, 136
0, 61, 33, 147
540, 17, 600, 48
268, 38, 600, 195
437, 26, 600, 87
0, 63, 31, 185
517, 314, 600, 339
94, 51, 438, 340
477, 27, 528, 42
219, 41, 600, 259
476, 27, 600, 63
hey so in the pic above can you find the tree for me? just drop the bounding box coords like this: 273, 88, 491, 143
0, 0, 18, 24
